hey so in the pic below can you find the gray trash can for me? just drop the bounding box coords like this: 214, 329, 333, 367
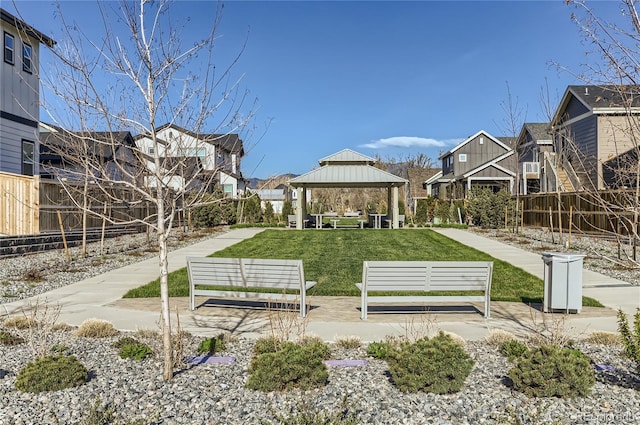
542, 252, 585, 314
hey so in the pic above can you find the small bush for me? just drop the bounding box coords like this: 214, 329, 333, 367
51, 323, 76, 332
583, 331, 622, 346
508, 345, 594, 398
119, 343, 153, 360
246, 341, 329, 392
499, 339, 529, 362
387, 332, 475, 394
367, 341, 397, 360
197, 334, 226, 355
22, 268, 44, 282
334, 336, 361, 349
253, 336, 282, 356
15, 355, 88, 393
264, 396, 359, 425
485, 329, 518, 347
3, 316, 37, 329
618, 308, 640, 369
50, 344, 69, 354
112, 337, 140, 349
0, 331, 25, 346
76, 319, 118, 338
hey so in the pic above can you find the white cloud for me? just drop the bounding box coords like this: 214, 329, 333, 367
359, 136, 461, 149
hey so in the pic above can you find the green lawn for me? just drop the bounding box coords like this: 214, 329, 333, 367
123, 229, 602, 306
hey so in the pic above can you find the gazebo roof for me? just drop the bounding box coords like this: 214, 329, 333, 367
289, 149, 407, 188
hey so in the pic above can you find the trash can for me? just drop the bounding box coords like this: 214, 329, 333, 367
542, 252, 586, 314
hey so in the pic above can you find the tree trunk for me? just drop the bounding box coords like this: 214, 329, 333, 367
157, 198, 173, 381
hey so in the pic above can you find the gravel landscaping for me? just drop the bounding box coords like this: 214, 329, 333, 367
0, 328, 639, 425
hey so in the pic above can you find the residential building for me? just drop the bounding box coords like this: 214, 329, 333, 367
0, 8, 55, 176
39, 123, 140, 184
134, 123, 246, 197
433, 130, 516, 199
550, 85, 640, 190
515, 122, 554, 194
254, 186, 287, 214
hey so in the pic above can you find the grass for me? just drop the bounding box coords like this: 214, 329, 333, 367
123, 229, 603, 306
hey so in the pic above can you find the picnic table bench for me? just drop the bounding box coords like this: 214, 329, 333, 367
356, 260, 493, 319
187, 257, 316, 317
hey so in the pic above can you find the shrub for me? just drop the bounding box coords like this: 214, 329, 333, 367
112, 337, 140, 349
366, 340, 398, 360
253, 336, 282, 356
281, 200, 293, 219
334, 336, 361, 349
499, 339, 528, 362
485, 329, 518, 347
508, 345, 595, 398
50, 344, 69, 354
617, 308, 640, 369
246, 341, 329, 392
0, 331, 25, 346
583, 331, 622, 346
191, 190, 237, 227
264, 396, 359, 425
76, 319, 118, 338
119, 343, 153, 360
387, 332, 475, 394
3, 316, 37, 329
466, 187, 515, 228
197, 334, 226, 355
15, 355, 88, 393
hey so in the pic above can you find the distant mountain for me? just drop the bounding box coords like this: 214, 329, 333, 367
247, 174, 299, 189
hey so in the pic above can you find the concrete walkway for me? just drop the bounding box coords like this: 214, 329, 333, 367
1, 227, 637, 343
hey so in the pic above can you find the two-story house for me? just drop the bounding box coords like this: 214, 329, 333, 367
39, 123, 141, 184
1, 8, 55, 176
433, 130, 516, 199
550, 85, 640, 190
515, 122, 554, 195
134, 123, 246, 197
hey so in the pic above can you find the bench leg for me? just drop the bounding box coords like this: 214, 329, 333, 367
361, 293, 367, 320
300, 290, 306, 318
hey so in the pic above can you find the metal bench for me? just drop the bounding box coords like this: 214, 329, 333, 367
356, 260, 493, 319
187, 257, 316, 317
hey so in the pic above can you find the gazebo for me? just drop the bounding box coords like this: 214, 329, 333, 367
288, 149, 408, 229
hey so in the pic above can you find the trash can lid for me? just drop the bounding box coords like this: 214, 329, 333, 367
541, 251, 586, 260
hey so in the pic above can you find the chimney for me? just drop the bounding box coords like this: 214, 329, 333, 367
584, 87, 589, 96
232, 154, 237, 174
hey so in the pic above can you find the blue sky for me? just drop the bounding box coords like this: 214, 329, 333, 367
7, 1, 621, 178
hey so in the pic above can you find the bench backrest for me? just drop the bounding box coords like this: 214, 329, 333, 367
187, 257, 305, 291
362, 261, 492, 292
288, 215, 297, 223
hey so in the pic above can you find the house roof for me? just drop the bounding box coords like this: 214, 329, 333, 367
289, 149, 407, 188
40, 126, 135, 161
155, 123, 244, 154
423, 170, 443, 186
518, 122, 552, 146
439, 130, 510, 159
1, 8, 56, 47
553, 85, 640, 125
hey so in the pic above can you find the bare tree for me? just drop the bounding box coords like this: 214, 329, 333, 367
563, 0, 640, 264
496, 81, 527, 232
30, 0, 255, 380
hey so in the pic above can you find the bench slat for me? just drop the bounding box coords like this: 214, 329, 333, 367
187, 257, 314, 317
358, 260, 493, 319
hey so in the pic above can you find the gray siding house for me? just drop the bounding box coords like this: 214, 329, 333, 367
551, 85, 640, 190
0, 9, 55, 176
434, 130, 516, 199
516, 122, 554, 194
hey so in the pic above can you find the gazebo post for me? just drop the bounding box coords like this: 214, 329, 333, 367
296, 187, 304, 230
386, 187, 393, 228
392, 186, 399, 229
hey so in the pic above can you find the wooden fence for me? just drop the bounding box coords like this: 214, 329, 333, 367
0, 172, 39, 236
520, 190, 638, 236
39, 180, 153, 232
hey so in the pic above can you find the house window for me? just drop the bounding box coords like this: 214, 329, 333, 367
223, 184, 233, 196
22, 140, 35, 176
459, 153, 467, 163
148, 147, 155, 155
4, 32, 14, 64
22, 43, 32, 73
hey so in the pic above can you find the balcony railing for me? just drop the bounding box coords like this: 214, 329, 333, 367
523, 162, 540, 178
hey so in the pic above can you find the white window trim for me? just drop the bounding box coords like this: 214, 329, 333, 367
4, 32, 14, 65
459, 153, 467, 163
22, 42, 32, 73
